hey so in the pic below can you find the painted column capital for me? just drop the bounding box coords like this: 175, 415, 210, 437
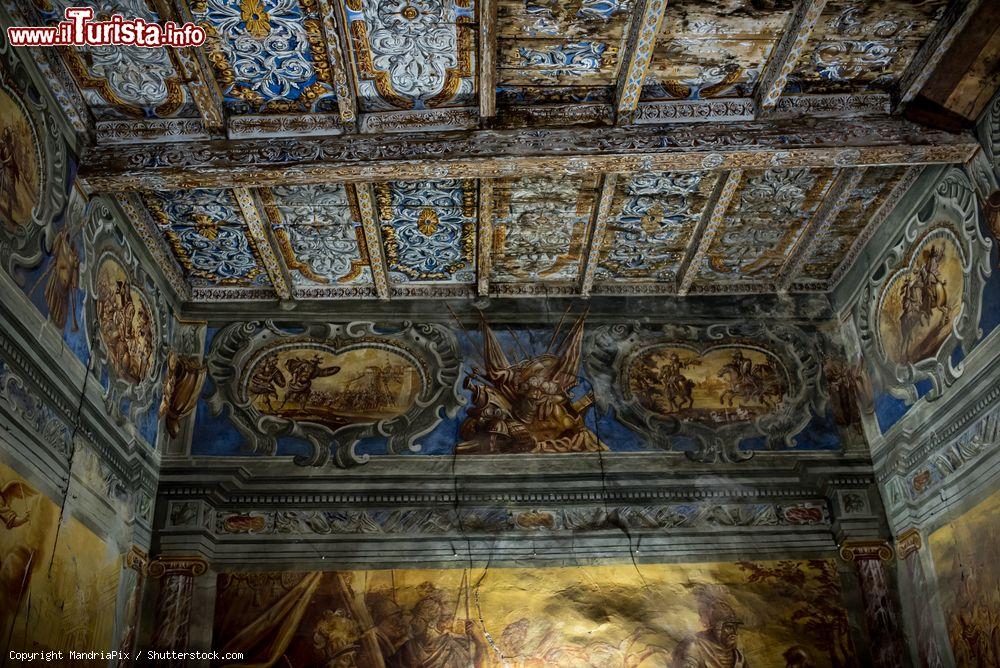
894, 528, 923, 560
124, 545, 149, 574
148, 555, 209, 579
839, 539, 894, 563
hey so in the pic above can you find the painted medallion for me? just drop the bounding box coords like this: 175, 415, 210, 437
95, 257, 156, 384
877, 226, 965, 366
626, 344, 789, 425
0, 88, 40, 231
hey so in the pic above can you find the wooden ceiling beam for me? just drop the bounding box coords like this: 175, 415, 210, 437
233, 187, 293, 301
78, 118, 978, 191
613, 0, 669, 123
754, 0, 829, 113
476, 179, 495, 297
478, 0, 498, 121
579, 174, 619, 298
677, 169, 743, 297
896, 0, 985, 111
352, 184, 391, 301
317, 0, 359, 127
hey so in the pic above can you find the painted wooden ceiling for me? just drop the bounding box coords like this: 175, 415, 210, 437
17, 0, 977, 302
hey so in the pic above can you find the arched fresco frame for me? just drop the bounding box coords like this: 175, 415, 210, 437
585, 322, 828, 463
205, 321, 463, 467
855, 167, 991, 404
82, 196, 171, 426
0, 41, 68, 275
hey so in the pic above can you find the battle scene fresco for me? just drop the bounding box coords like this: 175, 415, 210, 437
877, 227, 965, 366
627, 344, 789, 425
0, 460, 121, 658
929, 490, 1000, 667
0, 87, 40, 231
243, 344, 422, 431
211, 559, 857, 667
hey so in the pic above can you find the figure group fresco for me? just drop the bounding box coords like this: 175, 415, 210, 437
0, 460, 120, 657
243, 345, 422, 430
0, 88, 39, 231
95, 256, 157, 384
457, 314, 604, 454
627, 345, 789, 425
877, 229, 965, 366
211, 559, 856, 667
929, 490, 1000, 666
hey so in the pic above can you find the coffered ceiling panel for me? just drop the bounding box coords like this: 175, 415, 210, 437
374, 179, 477, 283
643, 0, 794, 101
142, 189, 273, 288
692, 168, 836, 288
29, 0, 198, 120
786, 0, 948, 96
596, 170, 719, 284
492, 174, 599, 284
497, 0, 633, 106
191, 0, 340, 114
340, 0, 477, 112
259, 184, 372, 288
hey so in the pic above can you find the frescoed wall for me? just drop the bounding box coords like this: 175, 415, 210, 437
192, 316, 845, 461
0, 459, 121, 657
929, 490, 1000, 667
211, 560, 857, 667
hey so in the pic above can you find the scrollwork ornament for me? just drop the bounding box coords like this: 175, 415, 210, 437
205, 320, 463, 467
839, 539, 894, 563
147, 556, 208, 579
0, 43, 69, 277
584, 321, 829, 463
81, 196, 171, 426
854, 168, 991, 404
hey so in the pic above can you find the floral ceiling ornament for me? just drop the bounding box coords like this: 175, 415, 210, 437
344, 0, 476, 110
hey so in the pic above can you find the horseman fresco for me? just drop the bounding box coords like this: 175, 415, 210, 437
657, 352, 697, 411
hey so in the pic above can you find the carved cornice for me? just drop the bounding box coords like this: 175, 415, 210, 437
228, 114, 344, 139
95, 119, 210, 145
78, 118, 978, 191
839, 539, 894, 563
895, 528, 922, 560
359, 108, 478, 134
147, 556, 208, 579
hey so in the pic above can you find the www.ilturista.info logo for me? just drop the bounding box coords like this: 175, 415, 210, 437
7, 7, 206, 47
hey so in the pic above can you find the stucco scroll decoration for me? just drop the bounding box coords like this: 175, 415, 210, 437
205, 321, 463, 467
855, 168, 991, 403
82, 196, 171, 424
0, 42, 68, 276
585, 322, 827, 463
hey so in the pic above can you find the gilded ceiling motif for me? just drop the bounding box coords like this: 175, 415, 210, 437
30, 0, 193, 119
191, 0, 339, 114
644, 0, 794, 101
788, 0, 947, 95
375, 179, 476, 282
800, 166, 908, 283
497, 0, 633, 106
259, 184, 371, 287
694, 168, 835, 285
341, 0, 476, 111
491, 175, 598, 283
142, 189, 272, 287
596, 171, 718, 283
